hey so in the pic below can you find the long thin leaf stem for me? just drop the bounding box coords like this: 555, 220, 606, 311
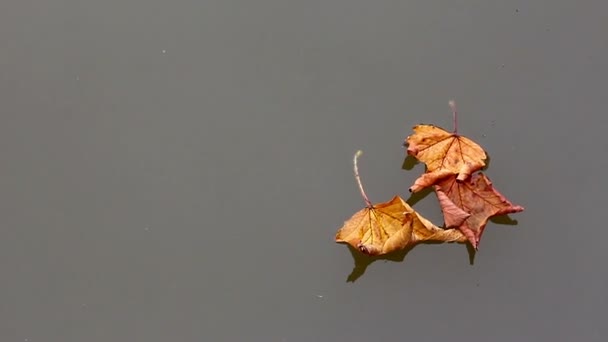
353, 150, 372, 207
449, 100, 458, 134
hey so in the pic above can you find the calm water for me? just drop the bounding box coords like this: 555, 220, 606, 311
1, 1, 606, 341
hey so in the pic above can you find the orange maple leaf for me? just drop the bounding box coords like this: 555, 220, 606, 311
434, 172, 525, 249
404, 101, 487, 193
335, 151, 466, 256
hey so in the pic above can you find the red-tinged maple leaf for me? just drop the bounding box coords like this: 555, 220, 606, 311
434, 172, 524, 249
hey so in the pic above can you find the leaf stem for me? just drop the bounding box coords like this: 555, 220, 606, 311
449, 100, 458, 134
353, 150, 372, 207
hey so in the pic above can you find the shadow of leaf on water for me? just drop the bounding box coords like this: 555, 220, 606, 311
490, 214, 518, 226
344, 240, 475, 282
401, 154, 418, 170
344, 244, 414, 282
405, 186, 433, 206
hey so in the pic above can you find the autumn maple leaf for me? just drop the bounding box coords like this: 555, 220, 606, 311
335, 151, 466, 256
404, 101, 487, 193
434, 172, 524, 249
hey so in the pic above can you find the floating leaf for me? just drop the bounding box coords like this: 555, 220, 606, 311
404, 101, 487, 193
335, 151, 466, 256
434, 172, 525, 249
334, 100, 525, 270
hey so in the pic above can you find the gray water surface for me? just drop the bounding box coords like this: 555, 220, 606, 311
1, 1, 607, 341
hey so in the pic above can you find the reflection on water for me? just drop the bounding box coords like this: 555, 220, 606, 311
401, 154, 419, 170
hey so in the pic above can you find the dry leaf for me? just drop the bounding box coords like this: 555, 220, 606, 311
335, 151, 466, 256
335, 100, 525, 264
404, 102, 487, 193
434, 172, 525, 249
336, 195, 467, 256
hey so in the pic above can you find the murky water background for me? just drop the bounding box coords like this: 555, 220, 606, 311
1, 1, 606, 341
